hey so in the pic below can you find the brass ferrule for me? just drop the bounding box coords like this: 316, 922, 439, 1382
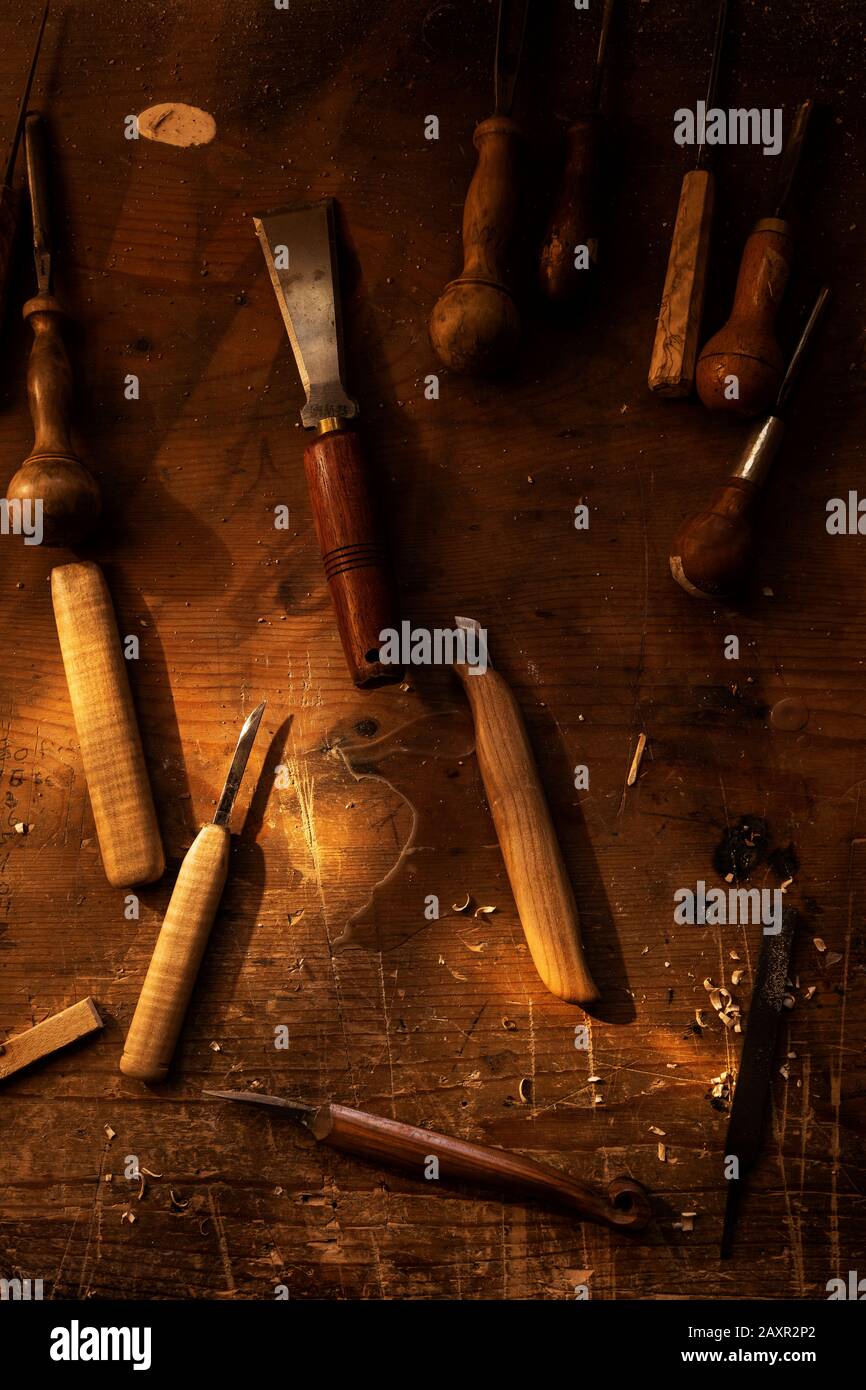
315, 416, 351, 438
732, 416, 786, 487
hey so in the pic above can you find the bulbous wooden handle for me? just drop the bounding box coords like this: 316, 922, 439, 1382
303, 427, 402, 688
455, 661, 599, 1007
120, 824, 230, 1084
314, 1104, 651, 1231
539, 114, 602, 304
696, 219, 793, 417
6, 293, 101, 547
670, 479, 760, 598
429, 114, 521, 375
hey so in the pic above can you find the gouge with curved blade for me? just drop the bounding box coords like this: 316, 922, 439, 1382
206, 1089, 650, 1232
453, 617, 599, 1008
254, 201, 401, 688
120, 703, 265, 1084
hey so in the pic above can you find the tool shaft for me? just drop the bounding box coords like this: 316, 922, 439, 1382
51, 563, 165, 887
3, 2, 49, 188
120, 824, 230, 1083
311, 1103, 649, 1231
454, 658, 599, 1007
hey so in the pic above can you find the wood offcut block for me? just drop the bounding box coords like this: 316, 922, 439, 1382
0, 998, 104, 1082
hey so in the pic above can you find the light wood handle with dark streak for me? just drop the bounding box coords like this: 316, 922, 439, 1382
313, 1104, 649, 1230
120, 823, 230, 1083
303, 426, 401, 688
429, 114, 521, 375
51, 562, 165, 889
455, 662, 599, 1007
649, 168, 715, 396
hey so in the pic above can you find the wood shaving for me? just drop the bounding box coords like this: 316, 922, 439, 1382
587, 1075, 603, 1084
782, 994, 796, 1009
518, 1077, 533, 1105
460, 939, 487, 953
140, 1167, 163, 1178
694, 1009, 708, 1029
501, 1017, 518, 1031
137, 1174, 146, 1201
679, 1211, 697, 1232
209, 1041, 221, 1052
779, 1063, 790, 1080
813, 937, 827, 953
657, 1143, 667, 1162
104, 1125, 116, 1142
474, 905, 497, 917
170, 1190, 190, 1210
451, 893, 472, 914
626, 732, 647, 787
731, 968, 745, 986
121, 1210, 136, 1225
729, 949, 741, 961
803, 985, 817, 1001
649, 1125, 666, 1136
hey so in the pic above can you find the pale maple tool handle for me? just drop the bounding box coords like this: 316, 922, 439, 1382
51, 562, 165, 888
455, 664, 600, 1007
120, 823, 230, 1083
648, 168, 715, 397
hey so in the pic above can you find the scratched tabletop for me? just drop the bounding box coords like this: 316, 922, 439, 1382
0, 0, 864, 1301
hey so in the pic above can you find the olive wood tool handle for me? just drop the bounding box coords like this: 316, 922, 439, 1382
429, 113, 522, 375
206, 1090, 651, 1232
539, 113, 603, 304
454, 621, 599, 1008
5, 111, 101, 547
648, 167, 715, 395
120, 704, 264, 1084
120, 824, 230, 1083
51, 562, 165, 888
304, 424, 400, 688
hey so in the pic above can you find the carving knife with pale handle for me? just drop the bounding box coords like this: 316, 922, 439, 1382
253, 200, 401, 689
120, 703, 265, 1084
205, 1089, 650, 1232
453, 617, 599, 1008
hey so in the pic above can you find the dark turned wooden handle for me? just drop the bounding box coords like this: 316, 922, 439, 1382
429, 114, 521, 375
0, 183, 19, 328
5, 293, 101, 547
303, 426, 401, 688
539, 114, 603, 304
696, 218, 793, 418
670, 478, 761, 599
312, 1103, 651, 1231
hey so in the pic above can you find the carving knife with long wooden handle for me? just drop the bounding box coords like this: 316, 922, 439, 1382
648, 0, 727, 396
253, 201, 401, 689
206, 1090, 650, 1231
453, 618, 599, 1008
120, 703, 264, 1084
51, 562, 164, 888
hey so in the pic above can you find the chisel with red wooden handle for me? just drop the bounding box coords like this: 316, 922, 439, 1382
254, 201, 401, 689
206, 1089, 651, 1232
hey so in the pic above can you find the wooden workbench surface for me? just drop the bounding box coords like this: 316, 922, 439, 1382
1, 0, 864, 1301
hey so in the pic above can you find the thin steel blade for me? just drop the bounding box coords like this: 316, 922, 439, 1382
775, 286, 830, 416
696, 0, 728, 169
204, 1088, 314, 1115
454, 615, 492, 670
494, 0, 530, 116
212, 701, 265, 827
253, 199, 358, 430
589, 0, 616, 113
24, 112, 51, 295
4, 2, 49, 188
720, 909, 798, 1257
773, 99, 813, 218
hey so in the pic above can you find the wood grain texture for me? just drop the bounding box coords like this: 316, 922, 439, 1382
429, 114, 521, 375
539, 114, 603, 304
51, 562, 165, 887
0, 997, 103, 1081
303, 427, 401, 688
0, 0, 863, 1303
455, 658, 599, 1008
120, 823, 230, 1083
670, 478, 760, 599
648, 168, 715, 396
312, 1103, 650, 1231
696, 218, 793, 417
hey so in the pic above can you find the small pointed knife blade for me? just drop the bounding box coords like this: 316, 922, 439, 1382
212, 702, 265, 827
720, 908, 798, 1257
24, 111, 52, 295
253, 200, 358, 430
204, 1088, 315, 1115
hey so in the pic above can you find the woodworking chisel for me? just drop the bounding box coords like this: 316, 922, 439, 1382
648, 0, 727, 396
120, 703, 265, 1084
0, 3, 48, 330
6, 110, 101, 545
696, 99, 814, 417
429, 0, 530, 374
671, 286, 829, 598
538, 0, 615, 305
205, 1089, 651, 1232
720, 909, 798, 1258
254, 201, 401, 689
453, 616, 599, 1008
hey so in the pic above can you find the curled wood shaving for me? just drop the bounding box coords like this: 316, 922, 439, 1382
731, 969, 745, 986
518, 1077, 533, 1105
474, 905, 497, 918
649, 1126, 666, 1136
587, 1075, 603, 1084
813, 937, 827, 953
170, 1189, 189, 1210
104, 1125, 116, 1142
137, 1174, 146, 1201
782, 994, 796, 1009
694, 1009, 708, 1029
209, 1041, 222, 1052
501, 1017, 518, 1031
451, 893, 472, 914
779, 1063, 791, 1080
140, 1167, 163, 1179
